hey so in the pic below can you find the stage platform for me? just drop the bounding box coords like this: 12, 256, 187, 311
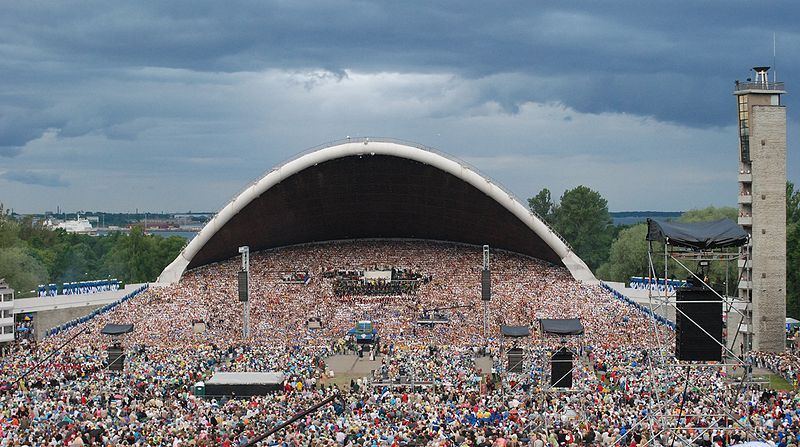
204, 372, 284, 396
326, 354, 381, 375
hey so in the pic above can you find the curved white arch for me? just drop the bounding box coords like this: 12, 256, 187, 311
158, 140, 596, 283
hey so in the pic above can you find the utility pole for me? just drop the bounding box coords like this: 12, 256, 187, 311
483, 245, 490, 342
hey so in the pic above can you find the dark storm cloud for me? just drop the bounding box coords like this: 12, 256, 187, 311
1, 1, 798, 212
1, 170, 69, 188
2, 1, 797, 133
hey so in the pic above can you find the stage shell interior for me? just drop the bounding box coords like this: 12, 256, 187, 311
158, 139, 595, 283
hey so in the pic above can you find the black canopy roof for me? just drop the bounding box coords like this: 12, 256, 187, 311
100, 324, 134, 335
646, 218, 748, 250
500, 325, 531, 337
539, 318, 584, 336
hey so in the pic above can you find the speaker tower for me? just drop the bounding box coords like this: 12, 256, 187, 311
507, 348, 523, 373
481, 269, 491, 301
675, 286, 722, 361
107, 345, 125, 371
238, 270, 249, 302
550, 348, 573, 388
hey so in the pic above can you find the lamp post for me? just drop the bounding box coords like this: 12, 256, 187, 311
239, 246, 250, 338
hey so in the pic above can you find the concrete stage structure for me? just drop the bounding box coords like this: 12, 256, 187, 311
158, 139, 594, 284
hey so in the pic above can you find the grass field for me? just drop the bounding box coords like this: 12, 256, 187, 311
766, 374, 793, 391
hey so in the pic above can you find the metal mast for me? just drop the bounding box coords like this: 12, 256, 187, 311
239, 246, 250, 338
483, 245, 490, 341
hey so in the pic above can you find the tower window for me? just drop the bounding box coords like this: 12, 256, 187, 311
738, 95, 750, 162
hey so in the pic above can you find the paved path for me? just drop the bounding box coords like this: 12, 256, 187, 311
323, 354, 382, 387
326, 354, 382, 375
475, 356, 493, 374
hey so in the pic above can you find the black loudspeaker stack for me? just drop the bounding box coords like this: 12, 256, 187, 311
675, 287, 722, 361
238, 270, 249, 302
107, 346, 125, 371
507, 348, 524, 373
551, 348, 573, 388
481, 269, 491, 301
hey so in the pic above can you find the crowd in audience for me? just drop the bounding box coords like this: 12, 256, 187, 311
0, 240, 799, 446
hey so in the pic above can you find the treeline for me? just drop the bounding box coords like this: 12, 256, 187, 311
0, 205, 186, 295
528, 184, 800, 318
46, 211, 208, 228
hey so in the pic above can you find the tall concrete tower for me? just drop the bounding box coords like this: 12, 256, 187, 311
735, 66, 786, 352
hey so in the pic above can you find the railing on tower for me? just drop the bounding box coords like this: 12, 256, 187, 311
735, 80, 785, 92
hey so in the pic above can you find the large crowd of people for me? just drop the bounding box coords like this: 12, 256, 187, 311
0, 240, 798, 446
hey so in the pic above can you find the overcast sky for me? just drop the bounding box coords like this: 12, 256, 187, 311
1, 1, 798, 214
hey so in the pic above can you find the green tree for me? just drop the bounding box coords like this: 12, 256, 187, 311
787, 182, 800, 318
788, 182, 800, 224
0, 212, 22, 249
552, 185, 613, 271
0, 247, 49, 293
528, 188, 556, 223
0, 207, 186, 289
596, 224, 650, 282
678, 206, 737, 223
676, 206, 739, 292
597, 206, 740, 289
53, 242, 98, 283
98, 228, 185, 283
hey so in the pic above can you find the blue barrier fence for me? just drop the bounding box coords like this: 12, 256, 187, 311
62, 279, 122, 295
601, 282, 676, 331
37, 279, 123, 297
37, 284, 58, 297
44, 284, 149, 338
628, 276, 687, 295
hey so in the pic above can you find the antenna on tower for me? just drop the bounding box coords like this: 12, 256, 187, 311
773, 32, 777, 83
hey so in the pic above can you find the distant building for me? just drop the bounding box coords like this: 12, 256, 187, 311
735, 66, 787, 352
46, 214, 95, 234
0, 279, 14, 350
